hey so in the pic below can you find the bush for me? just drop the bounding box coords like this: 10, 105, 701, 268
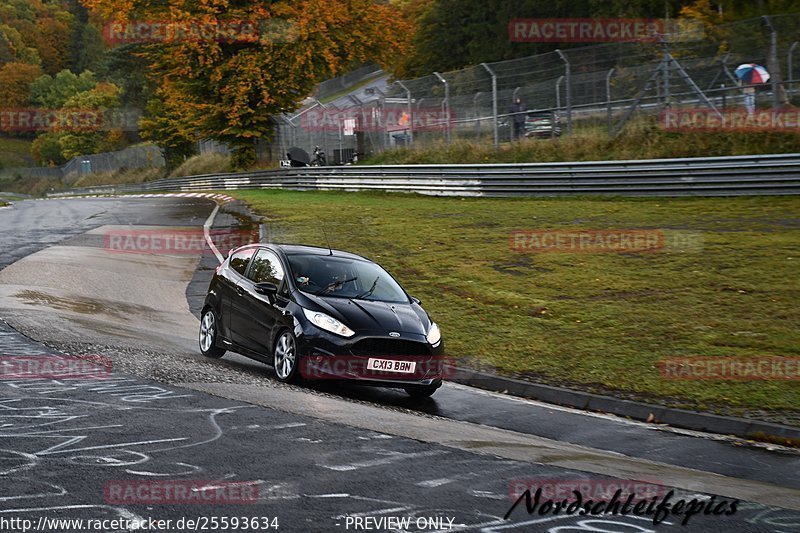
72, 167, 165, 188
168, 153, 233, 178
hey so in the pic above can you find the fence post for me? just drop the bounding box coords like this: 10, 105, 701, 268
433, 72, 451, 143
555, 75, 564, 111
555, 49, 572, 134
606, 68, 615, 135
763, 16, 779, 110
381, 94, 389, 150
395, 80, 413, 145
473, 92, 482, 139
481, 63, 499, 149
789, 41, 798, 98
662, 52, 671, 107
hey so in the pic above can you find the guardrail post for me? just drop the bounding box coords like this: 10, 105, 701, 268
555, 49, 572, 135
433, 72, 451, 143
481, 63, 499, 150
606, 68, 615, 135
395, 80, 414, 145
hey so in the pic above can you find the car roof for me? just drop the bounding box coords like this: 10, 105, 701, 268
236, 243, 370, 262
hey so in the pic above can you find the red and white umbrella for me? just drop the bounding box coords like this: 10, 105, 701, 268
734, 63, 770, 84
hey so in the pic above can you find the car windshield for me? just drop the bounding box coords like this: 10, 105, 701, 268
287, 253, 409, 303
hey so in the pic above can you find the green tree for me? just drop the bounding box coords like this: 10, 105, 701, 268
396, 0, 694, 76
66, 0, 105, 73
31, 132, 66, 165
29, 69, 98, 108
55, 81, 126, 160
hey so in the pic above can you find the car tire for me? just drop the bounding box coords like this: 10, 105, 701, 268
199, 308, 226, 359
404, 383, 440, 398
273, 330, 301, 383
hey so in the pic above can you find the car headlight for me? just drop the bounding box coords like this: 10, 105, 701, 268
426, 322, 441, 346
302, 308, 355, 338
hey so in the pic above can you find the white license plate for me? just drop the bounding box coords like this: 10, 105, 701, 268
366, 358, 416, 374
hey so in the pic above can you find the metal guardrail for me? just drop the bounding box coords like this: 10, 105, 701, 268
48, 153, 800, 198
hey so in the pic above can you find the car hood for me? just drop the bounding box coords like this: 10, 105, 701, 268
299, 293, 431, 335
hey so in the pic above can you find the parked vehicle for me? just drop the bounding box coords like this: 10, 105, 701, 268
498, 110, 561, 141
524, 111, 561, 138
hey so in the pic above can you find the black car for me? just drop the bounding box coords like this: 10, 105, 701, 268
199, 244, 444, 397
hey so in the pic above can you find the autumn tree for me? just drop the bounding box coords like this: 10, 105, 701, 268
29, 77, 127, 163
55, 81, 127, 159
81, 0, 411, 168
0, 62, 42, 106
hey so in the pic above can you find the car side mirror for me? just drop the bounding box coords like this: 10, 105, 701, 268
411, 296, 421, 305
254, 282, 278, 297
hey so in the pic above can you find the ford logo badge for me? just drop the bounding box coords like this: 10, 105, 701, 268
389, 332, 400, 337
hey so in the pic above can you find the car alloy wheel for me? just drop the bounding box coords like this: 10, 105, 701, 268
274, 330, 299, 382
199, 308, 226, 358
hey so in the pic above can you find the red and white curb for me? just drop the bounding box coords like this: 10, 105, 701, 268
50, 192, 236, 203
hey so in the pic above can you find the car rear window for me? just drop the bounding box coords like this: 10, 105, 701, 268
229, 248, 255, 276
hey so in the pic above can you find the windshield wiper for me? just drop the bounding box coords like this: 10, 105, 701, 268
314, 277, 358, 296
354, 276, 380, 299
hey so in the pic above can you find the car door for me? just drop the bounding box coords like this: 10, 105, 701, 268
219, 247, 256, 342
230, 248, 287, 355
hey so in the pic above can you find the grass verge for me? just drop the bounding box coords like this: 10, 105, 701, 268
231, 189, 800, 424
0, 136, 34, 168
169, 153, 232, 178
72, 167, 165, 188
363, 121, 800, 165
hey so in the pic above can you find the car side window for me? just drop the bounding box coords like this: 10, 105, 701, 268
248, 249, 285, 285
229, 248, 255, 276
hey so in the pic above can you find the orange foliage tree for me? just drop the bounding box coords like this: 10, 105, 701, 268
0, 62, 43, 108
81, 0, 411, 166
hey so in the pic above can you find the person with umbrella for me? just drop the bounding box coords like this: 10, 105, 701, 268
735, 63, 770, 116
286, 147, 311, 167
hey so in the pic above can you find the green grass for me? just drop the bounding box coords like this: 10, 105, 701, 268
231, 189, 800, 420
0, 136, 34, 168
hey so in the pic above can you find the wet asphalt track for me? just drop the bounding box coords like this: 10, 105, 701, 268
0, 197, 797, 533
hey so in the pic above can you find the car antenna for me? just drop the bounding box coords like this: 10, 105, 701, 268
320, 224, 333, 256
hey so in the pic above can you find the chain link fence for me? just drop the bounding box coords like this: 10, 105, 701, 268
0, 144, 164, 183
271, 14, 800, 161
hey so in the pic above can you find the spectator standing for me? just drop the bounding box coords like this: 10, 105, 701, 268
510, 97, 525, 140
742, 85, 756, 115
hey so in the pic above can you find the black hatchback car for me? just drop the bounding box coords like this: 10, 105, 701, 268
199, 244, 444, 397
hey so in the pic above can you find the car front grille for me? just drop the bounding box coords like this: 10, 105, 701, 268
350, 338, 431, 357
